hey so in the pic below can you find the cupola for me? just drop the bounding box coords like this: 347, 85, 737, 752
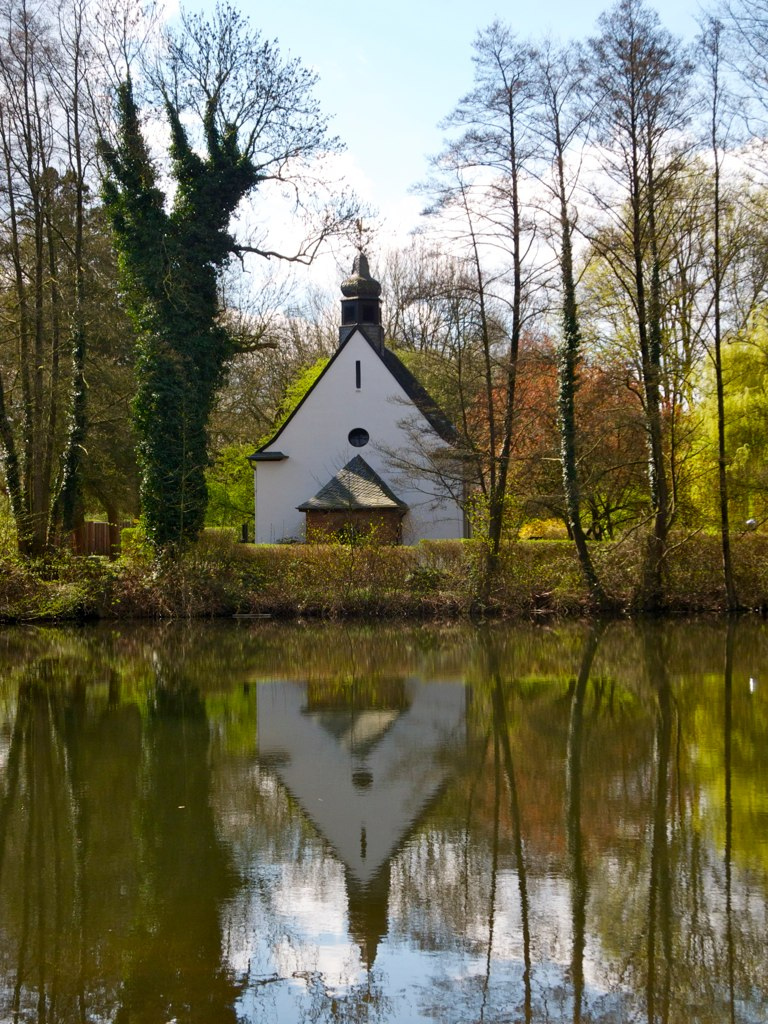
339, 252, 383, 351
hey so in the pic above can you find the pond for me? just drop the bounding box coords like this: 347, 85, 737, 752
0, 618, 766, 1023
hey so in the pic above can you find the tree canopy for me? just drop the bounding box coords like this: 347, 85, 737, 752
1, 0, 768, 613
99, 4, 353, 550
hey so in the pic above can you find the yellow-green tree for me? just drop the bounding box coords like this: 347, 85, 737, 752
694, 320, 768, 527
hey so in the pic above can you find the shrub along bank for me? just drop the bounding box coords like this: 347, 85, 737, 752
1, 529, 768, 622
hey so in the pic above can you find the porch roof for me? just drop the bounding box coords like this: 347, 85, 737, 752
297, 455, 407, 512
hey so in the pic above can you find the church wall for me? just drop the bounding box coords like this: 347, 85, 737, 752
253, 330, 465, 545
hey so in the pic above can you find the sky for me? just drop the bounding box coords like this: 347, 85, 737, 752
220, 0, 704, 287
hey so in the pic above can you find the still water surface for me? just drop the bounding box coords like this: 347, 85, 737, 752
0, 619, 766, 1023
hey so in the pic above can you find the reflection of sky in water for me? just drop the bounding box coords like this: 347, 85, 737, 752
224, 825, 639, 1023
1, 622, 767, 1023
227, 863, 636, 1023
213, 668, 768, 1024
223, 856, 355, 977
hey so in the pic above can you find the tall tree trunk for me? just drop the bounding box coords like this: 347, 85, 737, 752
588, 0, 692, 611
550, 91, 611, 607
53, 0, 89, 536
630, 140, 669, 611
487, 78, 523, 563
643, 140, 672, 611
703, 18, 738, 610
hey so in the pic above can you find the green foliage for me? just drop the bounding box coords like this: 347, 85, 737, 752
693, 323, 768, 527
0, 494, 17, 553
100, 80, 258, 552
107, 528, 265, 618
205, 444, 254, 530
404, 564, 448, 595
120, 523, 154, 563
259, 356, 330, 446
720, 327, 765, 520
205, 688, 258, 756
519, 518, 569, 540
464, 490, 522, 544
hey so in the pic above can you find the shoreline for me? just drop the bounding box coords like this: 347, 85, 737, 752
1, 531, 767, 625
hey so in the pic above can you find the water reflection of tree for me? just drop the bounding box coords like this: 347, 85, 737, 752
723, 621, 735, 1024
0, 637, 243, 1023
643, 626, 674, 1023
487, 624, 604, 1024
1, 622, 768, 1022
566, 624, 604, 1024
114, 664, 241, 1023
591, 622, 768, 1023
394, 620, 768, 1023
0, 655, 143, 1021
490, 660, 532, 1024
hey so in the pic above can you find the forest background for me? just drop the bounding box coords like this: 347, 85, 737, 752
1, 0, 768, 617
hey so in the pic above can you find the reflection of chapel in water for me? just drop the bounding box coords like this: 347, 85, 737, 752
257, 676, 467, 966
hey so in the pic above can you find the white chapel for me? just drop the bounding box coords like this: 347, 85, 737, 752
249, 254, 467, 544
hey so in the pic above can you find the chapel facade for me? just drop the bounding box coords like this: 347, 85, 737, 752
249, 255, 467, 544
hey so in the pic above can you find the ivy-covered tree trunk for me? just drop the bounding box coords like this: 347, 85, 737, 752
99, 0, 350, 552
557, 212, 611, 610
100, 81, 257, 550
538, 42, 611, 609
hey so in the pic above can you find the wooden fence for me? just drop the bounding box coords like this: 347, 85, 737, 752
70, 521, 123, 557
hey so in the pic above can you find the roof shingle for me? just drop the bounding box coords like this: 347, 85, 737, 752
297, 456, 407, 511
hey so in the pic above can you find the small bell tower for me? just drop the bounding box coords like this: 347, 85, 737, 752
339, 251, 383, 351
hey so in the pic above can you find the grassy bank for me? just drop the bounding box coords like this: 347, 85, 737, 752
1, 528, 767, 623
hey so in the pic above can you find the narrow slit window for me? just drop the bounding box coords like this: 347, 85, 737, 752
355, 360, 361, 389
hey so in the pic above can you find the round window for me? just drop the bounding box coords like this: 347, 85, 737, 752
348, 427, 369, 448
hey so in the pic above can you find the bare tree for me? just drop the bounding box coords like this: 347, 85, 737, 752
51, 0, 100, 535
537, 40, 611, 609
585, 0, 694, 609
724, 0, 768, 124
423, 23, 547, 563
0, 0, 100, 554
699, 17, 738, 609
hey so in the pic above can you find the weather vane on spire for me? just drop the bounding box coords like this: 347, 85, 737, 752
353, 218, 372, 258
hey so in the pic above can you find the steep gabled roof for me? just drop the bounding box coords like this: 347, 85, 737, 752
378, 343, 458, 445
248, 327, 458, 459
297, 455, 407, 512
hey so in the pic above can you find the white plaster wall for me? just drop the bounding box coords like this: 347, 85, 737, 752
253, 330, 465, 544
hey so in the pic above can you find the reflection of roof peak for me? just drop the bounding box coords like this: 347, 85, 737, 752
297, 455, 407, 511
310, 708, 402, 759
256, 678, 467, 946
